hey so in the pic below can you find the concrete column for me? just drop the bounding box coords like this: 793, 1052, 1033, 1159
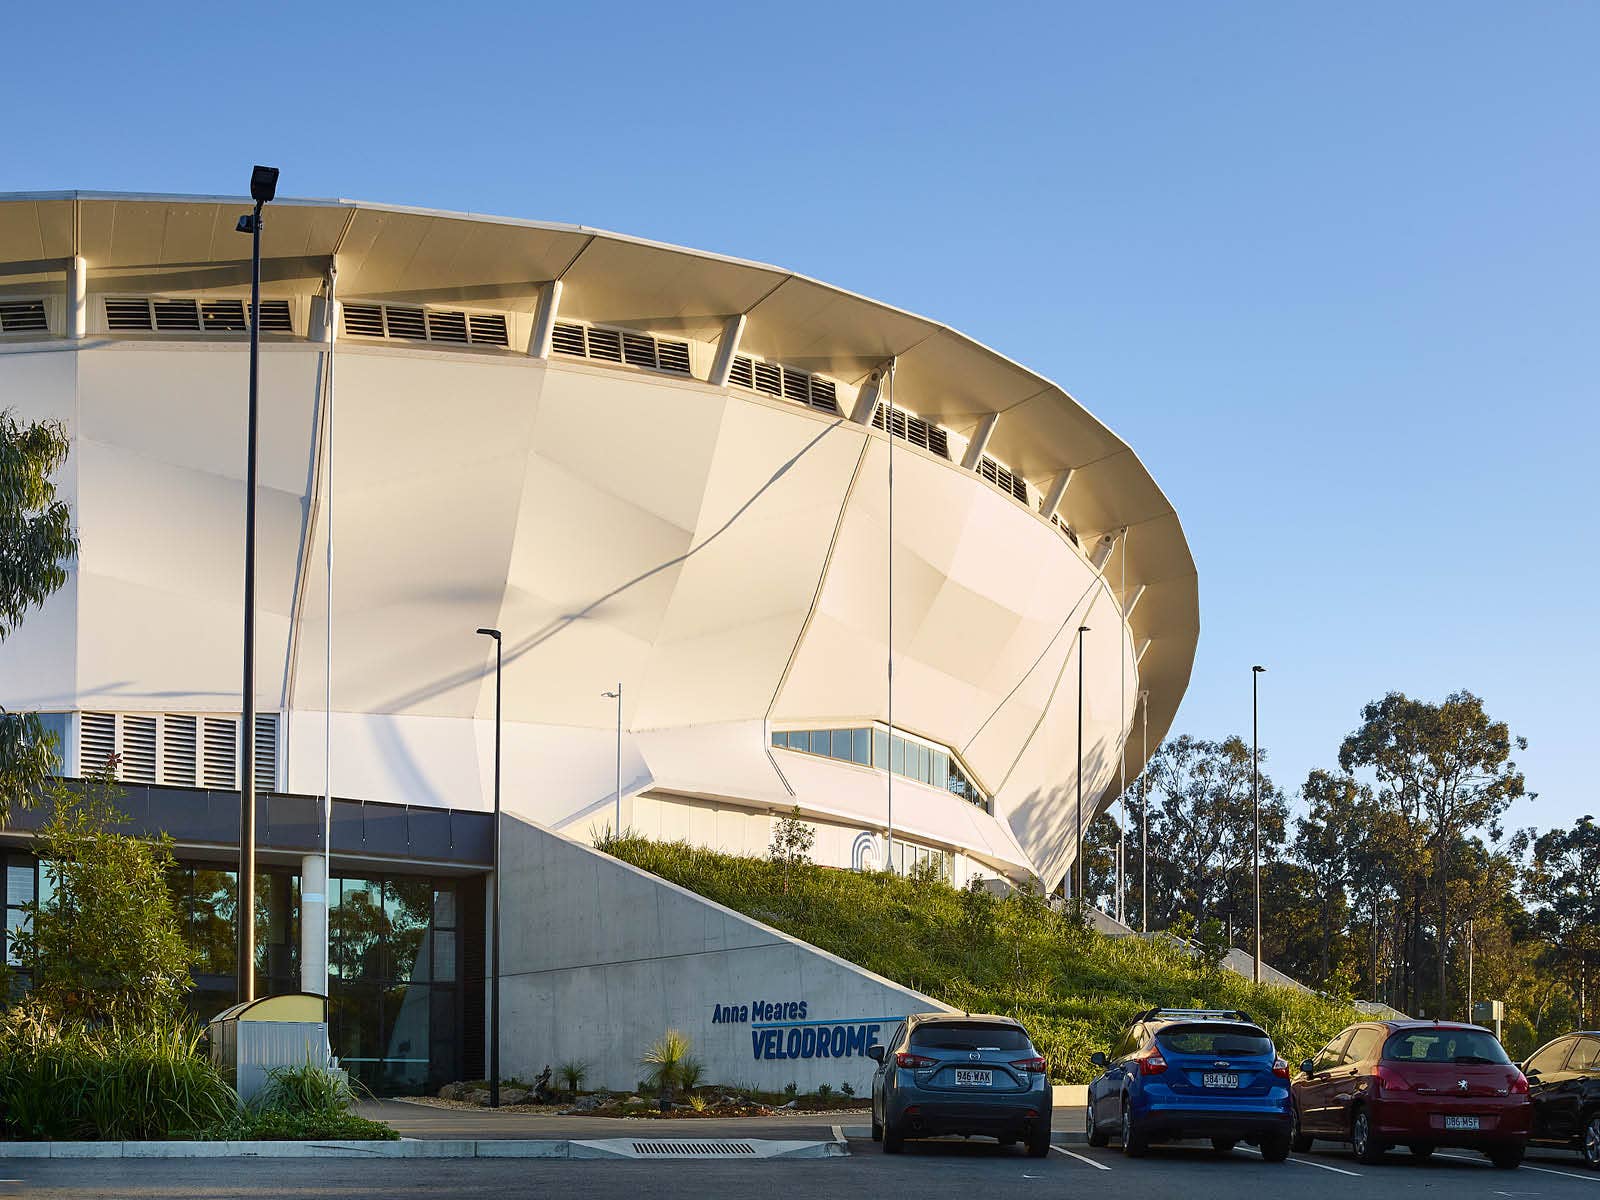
529, 280, 563, 358
66, 256, 87, 339
300, 853, 329, 996
1040, 469, 1074, 520
1137, 638, 1152, 664
1122, 584, 1147, 619
1089, 532, 1118, 571
708, 313, 747, 386
960, 412, 1000, 470
851, 367, 887, 425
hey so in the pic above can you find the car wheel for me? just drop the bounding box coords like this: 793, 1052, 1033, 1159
1584, 1111, 1600, 1170
1409, 1143, 1434, 1159
1027, 1122, 1051, 1159
1120, 1103, 1148, 1158
1351, 1107, 1386, 1164
1260, 1133, 1291, 1163
1290, 1103, 1313, 1153
1211, 1138, 1237, 1154
882, 1113, 904, 1155
1086, 1104, 1109, 1148
1488, 1145, 1525, 1170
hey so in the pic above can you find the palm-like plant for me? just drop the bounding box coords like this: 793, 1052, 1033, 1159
557, 1060, 589, 1096
640, 1030, 692, 1106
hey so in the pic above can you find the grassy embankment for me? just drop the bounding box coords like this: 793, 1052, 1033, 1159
602, 836, 1362, 1084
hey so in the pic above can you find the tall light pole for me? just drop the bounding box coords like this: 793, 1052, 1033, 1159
234, 164, 278, 1005
1252, 664, 1266, 984
602, 684, 622, 834
1140, 689, 1149, 934
1075, 625, 1090, 902
475, 627, 503, 1109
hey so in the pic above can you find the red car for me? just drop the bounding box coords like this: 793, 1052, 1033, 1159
1290, 1020, 1530, 1167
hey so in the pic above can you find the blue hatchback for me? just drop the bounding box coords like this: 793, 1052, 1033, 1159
1085, 1008, 1292, 1160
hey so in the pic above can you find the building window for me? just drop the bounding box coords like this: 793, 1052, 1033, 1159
770, 724, 991, 813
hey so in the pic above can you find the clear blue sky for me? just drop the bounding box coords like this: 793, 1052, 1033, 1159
6, 3, 1594, 838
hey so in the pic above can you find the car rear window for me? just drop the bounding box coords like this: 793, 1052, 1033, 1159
1383, 1029, 1510, 1064
909, 1022, 1031, 1051
1155, 1023, 1273, 1056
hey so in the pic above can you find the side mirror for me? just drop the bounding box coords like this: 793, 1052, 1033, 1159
1523, 1066, 1539, 1078
867, 1045, 885, 1063
1300, 1060, 1315, 1076
1089, 1052, 1109, 1069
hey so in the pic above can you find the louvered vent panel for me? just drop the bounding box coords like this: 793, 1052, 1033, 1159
621, 332, 656, 368
928, 427, 950, 458
106, 298, 154, 331
426, 309, 470, 344
254, 300, 294, 332
80, 712, 116, 777
781, 368, 810, 404
203, 718, 237, 789
468, 313, 509, 347
163, 715, 198, 786
0, 299, 48, 333
201, 300, 248, 332
122, 715, 158, 784
551, 322, 587, 356
342, 304, 385, 337
586, 327, 623, 362
254, 713, 278, 792
729, 356, 754, 388
1010, 475, 1029, 503
808, 377, 838, 413
875, 404, 951, 461
656, 339, 691, 374
153, 299, 201, 332
752, 360, 782, 396
385, 306, 428, 340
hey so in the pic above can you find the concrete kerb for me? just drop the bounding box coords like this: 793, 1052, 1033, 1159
0, 1136, 845, 1160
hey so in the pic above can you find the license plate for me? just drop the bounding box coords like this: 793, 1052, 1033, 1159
1203, 1073, 1240, 1089
1444, 1115, 1480, 1131
953, 1069, 992, 1087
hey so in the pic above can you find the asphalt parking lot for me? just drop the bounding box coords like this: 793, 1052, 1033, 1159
3, 1136, 1595, 1199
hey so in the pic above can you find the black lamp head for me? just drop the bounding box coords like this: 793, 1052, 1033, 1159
1253, 664, 1266, 673
249, 165, 280, 204
476, 627, 501, 641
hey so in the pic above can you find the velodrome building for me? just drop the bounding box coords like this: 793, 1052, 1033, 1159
0, 192, 1197, 1093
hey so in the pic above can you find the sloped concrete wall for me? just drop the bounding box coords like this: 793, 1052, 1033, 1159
496, 814, 954, 1093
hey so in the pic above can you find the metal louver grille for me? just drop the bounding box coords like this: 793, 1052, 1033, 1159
809, 377, 838, 413
0, 299, 48, 333
426, 309, 469, 344
342, 303, 386, 338
622, 332, 656, 368
253, 300, 294, 332
979, 456, 1029, 503
105, 298, 154, 331
874, 404, 951, 460
781, 367, 810, 404
201, 300, 248, 332
384, 306, 428, 340
254, 713, 278, 792
121, 715, 158, 784
468, 313, 509, 347
656, 339, 691, 374
585, 327, 623, 362
164, 715, 198, 786
80, 712, 116, 776
728, 355, 754, 388
203, 718, 237, 789
152, 299, 201, 331
729, 355, 837, 413
752, 360, 782, 396
551, 322, 587, 356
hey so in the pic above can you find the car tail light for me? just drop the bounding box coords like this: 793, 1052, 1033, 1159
895, 1052, 936, 1070
1271, 1057, 1290, 1079
1134, 1046, 1167, 1076
1375, 1064, 1411, 1094
1010, 1056, 1047, 1074
1508, 1071, 1529, 1095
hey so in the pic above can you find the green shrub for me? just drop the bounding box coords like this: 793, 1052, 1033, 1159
558, 1060, 590, 1094
602, 836, 1363, 1083
641, 1029, 692, 1096
0, 1007, 235, 1140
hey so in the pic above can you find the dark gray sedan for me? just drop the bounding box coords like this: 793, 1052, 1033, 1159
868, 1013, 1053, 1156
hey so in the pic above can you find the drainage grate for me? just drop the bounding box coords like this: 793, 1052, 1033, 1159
630, 1140, 758, 1157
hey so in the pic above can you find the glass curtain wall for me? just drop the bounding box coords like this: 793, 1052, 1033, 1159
771, 726, 990, 812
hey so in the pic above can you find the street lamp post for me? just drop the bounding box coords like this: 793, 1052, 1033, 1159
1076, 625, 1090, 902
234, 164, 278, 1006
1140, 690, 1149, 934
475, 627, 503, 1109
602, 684, 622, 834
1252, 664, 1266, 985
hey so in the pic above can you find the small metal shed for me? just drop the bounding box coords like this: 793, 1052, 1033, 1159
206, 993, 330, 1104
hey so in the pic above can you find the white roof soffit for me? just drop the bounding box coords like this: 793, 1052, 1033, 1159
0, 190, 1199, 781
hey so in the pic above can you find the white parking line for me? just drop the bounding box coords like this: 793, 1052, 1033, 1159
1236, 1145, 1362, 1176
1435, 1151, 1600, 1182
1051, 1146, 1112, 1170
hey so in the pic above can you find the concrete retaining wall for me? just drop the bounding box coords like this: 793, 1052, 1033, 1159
496, 814, 955, 1094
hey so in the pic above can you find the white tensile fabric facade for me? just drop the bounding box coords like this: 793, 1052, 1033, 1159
0, 193, 1198, 891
